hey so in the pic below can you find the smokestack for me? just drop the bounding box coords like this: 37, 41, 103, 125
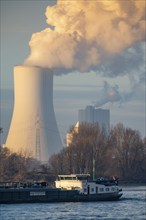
6, 66, 62, 161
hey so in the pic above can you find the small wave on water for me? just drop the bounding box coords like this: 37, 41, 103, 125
121, 197, 146, 202
122, 186, 146, 192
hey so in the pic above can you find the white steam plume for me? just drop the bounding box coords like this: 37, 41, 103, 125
95, 81, 122, 107
24, 0, 145, 76
94, 75, 144, 107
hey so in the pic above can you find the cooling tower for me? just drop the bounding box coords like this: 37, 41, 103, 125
6, 65, 62, 161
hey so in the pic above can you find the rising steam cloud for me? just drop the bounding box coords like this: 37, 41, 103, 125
94, 75, 144, 107
24, 0, 145, 76
95, 81, 122, 107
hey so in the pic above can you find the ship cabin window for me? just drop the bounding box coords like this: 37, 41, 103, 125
77, 176, 88, 180
91, 188, 94, 192
111, 187, 115, 191
106, 188, 109, 191
84, 188, 87, 193
58, 176, 76, 180
99, 188, 104, 192
64, 177, 75, 180
59, 177, 64, 180
58, 175, 89, 181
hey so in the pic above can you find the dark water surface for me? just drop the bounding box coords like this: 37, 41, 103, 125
0, 186, 145, 220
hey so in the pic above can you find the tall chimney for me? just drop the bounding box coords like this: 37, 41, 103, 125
6, 65, 62, 161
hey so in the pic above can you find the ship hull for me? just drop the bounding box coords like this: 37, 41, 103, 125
0, 188, 122, 204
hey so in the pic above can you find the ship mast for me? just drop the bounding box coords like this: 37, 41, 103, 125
92, 146, 96, 181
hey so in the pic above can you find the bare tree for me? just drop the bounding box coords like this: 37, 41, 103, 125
49, 122, 108, 178
109, 123, 145, 180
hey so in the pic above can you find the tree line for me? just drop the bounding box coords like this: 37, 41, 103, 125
0, 123, 146, 183
49, 123, 146, 182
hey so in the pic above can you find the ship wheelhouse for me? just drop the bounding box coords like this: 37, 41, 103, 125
55, 174, 120, 195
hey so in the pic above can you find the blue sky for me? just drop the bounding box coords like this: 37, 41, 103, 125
0, 0, 145, 144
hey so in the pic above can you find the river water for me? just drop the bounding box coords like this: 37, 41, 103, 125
0, 186, 145, 220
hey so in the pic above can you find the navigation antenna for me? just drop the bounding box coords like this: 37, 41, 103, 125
35, 115, 41, 161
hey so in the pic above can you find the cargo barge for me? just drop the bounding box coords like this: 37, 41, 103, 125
0, 174, 122, 204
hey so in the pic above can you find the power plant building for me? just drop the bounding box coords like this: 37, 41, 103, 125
6, 66, 62, 161
78, 106, 110, 134
66, 106, 110, 147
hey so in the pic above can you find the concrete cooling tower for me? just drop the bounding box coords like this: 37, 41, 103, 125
6, 65, 62, 161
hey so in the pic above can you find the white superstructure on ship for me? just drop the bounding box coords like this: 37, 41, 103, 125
55, 174, 122, 196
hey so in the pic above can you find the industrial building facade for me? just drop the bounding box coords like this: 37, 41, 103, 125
66, 106, 110, 147
78, 106, 110, 134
